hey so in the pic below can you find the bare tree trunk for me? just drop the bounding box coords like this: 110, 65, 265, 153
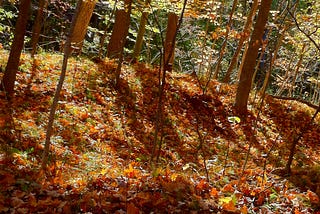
223, 0, 258, 83
132, 0, 151, 62
212, 0, 238, 79
107, 0, 132, 59
42, 0, 81, 169
98, 0, 117, 58
289, 43, 307, 97
151, 0, 187, 164
69, 0, 96, 54
30, 0, 48, 57
234, 0, 272, 114
1, 0, 31, 98
258, 27, 286, 97
163, 12, 178, 72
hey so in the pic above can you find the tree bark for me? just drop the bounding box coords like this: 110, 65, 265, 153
212, 0, 238, 79
1, 0, 31, 98
42, 0, 81, 169
223, 0, 258, 83
30, 0, 48, 57
69, 0, 97, 53
107, 0, 132, 59
163, 12, 178, 72
234, 0, 272, 114
132, 0, 151, 62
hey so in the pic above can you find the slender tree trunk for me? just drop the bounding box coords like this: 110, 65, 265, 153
30, 0, 48, 57
223, 0, 258, 83
1, 0, 31, 98
69, 0, 96, 54
151, 0, 187, 164
163, 12, 178, 72
98, 0, 117, 58
251, 35, 268, 90
42, 0, 81, 169
132, 0, 151, 62
212, 0, 238, 79
234, 0, 272, 114
258, 27, 288, 104
289, 43, 307, 97
276, 52, 295, 96
285, 105, 320, 174
107, 0, 132, 59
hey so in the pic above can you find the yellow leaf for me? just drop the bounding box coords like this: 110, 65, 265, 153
219, 196, 232, 204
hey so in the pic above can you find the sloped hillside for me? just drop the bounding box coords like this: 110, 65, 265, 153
0, 52, 320, 213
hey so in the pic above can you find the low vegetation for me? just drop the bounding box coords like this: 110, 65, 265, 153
0, 51, 320, 213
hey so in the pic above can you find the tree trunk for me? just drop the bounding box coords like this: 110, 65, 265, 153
223, 0, 258, 83
30, 0, 48, 57
289, 43, 307, 97
163, 12, 178, 72
132, 0, 151, 62
234, 0, 272, 114
70, 0, 97, 54
107, 0, 132, 59
98, 0, 117, 58
1, 0, 31, 98
212, 0, 238, 79
42, 0, 82, 169
258, 27, 288, 104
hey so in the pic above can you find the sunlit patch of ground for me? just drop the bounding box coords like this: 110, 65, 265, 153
0, 51, 319, 213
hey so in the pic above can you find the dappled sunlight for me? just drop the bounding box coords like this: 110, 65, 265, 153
0, 52, 319, 213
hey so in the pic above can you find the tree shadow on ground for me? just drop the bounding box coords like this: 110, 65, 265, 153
93, 60, 241, 168
263, 95, 320, 166
263, 95, 320, 199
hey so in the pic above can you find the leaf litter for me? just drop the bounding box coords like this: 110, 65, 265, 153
0, 51, 320, 213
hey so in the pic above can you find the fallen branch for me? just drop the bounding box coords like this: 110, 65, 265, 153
269, 94, 319, 110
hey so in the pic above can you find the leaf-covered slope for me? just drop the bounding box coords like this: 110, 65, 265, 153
0, 51, 320, 213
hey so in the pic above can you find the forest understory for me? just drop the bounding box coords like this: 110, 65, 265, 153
1, 51, 320, 213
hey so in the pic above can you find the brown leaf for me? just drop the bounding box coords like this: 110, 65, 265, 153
127, 202, 140, 214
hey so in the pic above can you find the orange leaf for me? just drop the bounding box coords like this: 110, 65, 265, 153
240, 205, 248, 214
307, 190, 319, 204
222, 183, 234, 193
210, 187, 219, 197
222, 200, 236, 212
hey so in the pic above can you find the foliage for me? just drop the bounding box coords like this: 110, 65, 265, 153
0, 5, 17, 48
0, 51, 320, 212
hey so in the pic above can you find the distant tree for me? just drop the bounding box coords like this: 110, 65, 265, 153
1, 0, 31, 98
132, 0, 151, 62
30, 0, 48, 57
69, 0, 96, 54
212, 0, 238, 79
107, 0, 132, 59
234, 0, 272, 114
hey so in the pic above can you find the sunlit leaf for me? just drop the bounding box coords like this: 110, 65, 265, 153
227, 116, 241, 124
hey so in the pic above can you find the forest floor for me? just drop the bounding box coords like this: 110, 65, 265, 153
0, 51, 320, 213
